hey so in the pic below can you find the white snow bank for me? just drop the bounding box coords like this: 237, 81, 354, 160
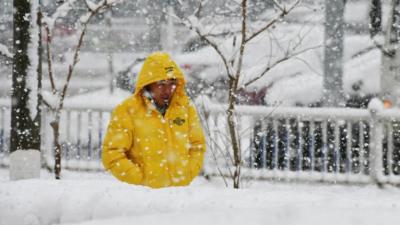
0, 169, 399, 225
9, 150, 40, 180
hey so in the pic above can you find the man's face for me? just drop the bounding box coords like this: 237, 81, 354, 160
147, 79, 177, 107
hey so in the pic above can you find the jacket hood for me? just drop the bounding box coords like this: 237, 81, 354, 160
134, 52, 186, 97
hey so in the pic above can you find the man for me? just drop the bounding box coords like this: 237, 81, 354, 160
102, 52, 206, 188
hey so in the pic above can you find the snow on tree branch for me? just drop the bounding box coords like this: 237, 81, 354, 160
0, 43, 13, 59
371, 34, 395, 57
45, 0, 124, 179
80, 0, 121, 23
271, 0, 285, 12
178, 0, 306, 188
44, 25, 57, 95
243, 45, 321, 88
184, 15, 235, 78
42, 0, 78, 31
233, 0, 248, 79
58, 0, 123, 112
245, 0, 301, 44
84, 0, 98, 12
239, 25, 322, 88
43, 0, 120, 30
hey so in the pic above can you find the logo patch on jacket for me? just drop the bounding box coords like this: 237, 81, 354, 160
165, 66, 174, 73
173, 117, 185, 126
165, 66, 174, 77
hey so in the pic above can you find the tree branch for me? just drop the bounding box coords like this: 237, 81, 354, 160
234, 0, 248, 79
243, 45, 321, 87
271, 0, 285, 12
245, 0, 301, 44
84, 0, 97, 12
195, 0, 204, 18
57, 0, 120, 114
43, 0, 78, 31
371, 35, 395, 57
44, 24, 57, 94
184, 16, 234, 79
41, 97, 56, 111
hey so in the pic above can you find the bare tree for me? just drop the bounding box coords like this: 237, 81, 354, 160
41, 0, 123, 179
9, 0, 43, 181
177, 0, 322, 188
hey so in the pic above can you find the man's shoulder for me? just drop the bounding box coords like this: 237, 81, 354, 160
113, 95, 141, 113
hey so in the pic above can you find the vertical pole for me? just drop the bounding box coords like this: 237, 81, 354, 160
323, 0, 345, 107
368, 99, 384, 186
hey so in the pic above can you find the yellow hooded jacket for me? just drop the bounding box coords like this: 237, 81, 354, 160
102, 52, 206, 188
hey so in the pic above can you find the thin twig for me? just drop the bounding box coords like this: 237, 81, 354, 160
44, 23, 57, 94
293, 56, 322, 76
174, 2, 234, 79
84, 0, 95, 12
271, 0, 285, 12
197, 102, 230, 186
234, 0, 247, 79
195, 0, 203, 18
41, 98, 56, 111
371, 36, 395, 57
44, 0, 78, 31
57, 1, 116, 115
244, 45, 321, 87
191, 25, 234, 79
245, 0, 301, 44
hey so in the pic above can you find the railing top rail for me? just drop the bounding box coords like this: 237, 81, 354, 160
39, 105, 113, 113
378, 109, 400, 120
62, 106, 113, 113
205, 103, 371, 121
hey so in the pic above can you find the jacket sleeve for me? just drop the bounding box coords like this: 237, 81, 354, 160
102, 105, 143, 184
188, 103, 206, 179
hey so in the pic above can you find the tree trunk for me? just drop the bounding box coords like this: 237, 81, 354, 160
322, 0, 345, 107
11, 0, 41, 152
10, 0, 42, 180
227, 78, 241, 189
50, 120, 61, 179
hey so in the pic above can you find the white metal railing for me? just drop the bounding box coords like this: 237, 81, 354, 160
41, 106, 111, 171
200, 100, 400, 185
1, 100, 400, 185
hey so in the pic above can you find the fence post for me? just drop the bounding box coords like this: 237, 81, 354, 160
368, 98, 384, 186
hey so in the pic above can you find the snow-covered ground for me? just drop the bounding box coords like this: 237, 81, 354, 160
0, 169, 399, 225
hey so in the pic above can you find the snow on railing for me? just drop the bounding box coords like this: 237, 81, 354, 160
200, 99, 400, 185
41, 107, 111, 171
1, 99, 400, 185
